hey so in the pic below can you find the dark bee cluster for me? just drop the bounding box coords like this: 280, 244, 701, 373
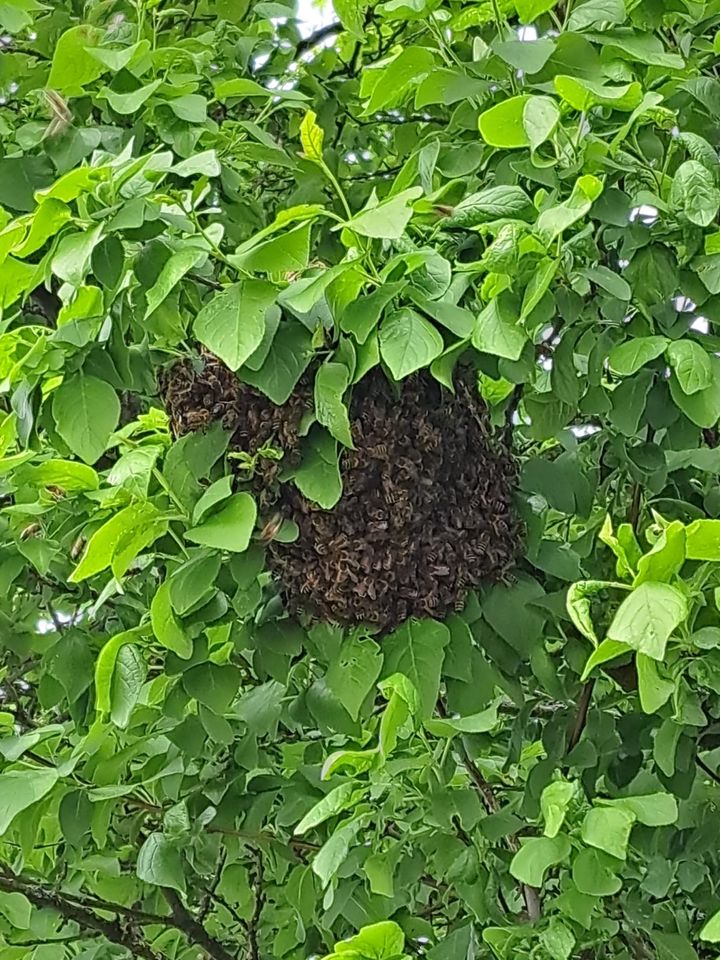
162, 355, 521, 632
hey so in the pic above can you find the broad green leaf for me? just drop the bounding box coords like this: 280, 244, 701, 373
523, 96, 560, 152
479, 95, 532, 148
581, 638, 632, 682
493, 38, 556, 75
608, 336, 668, 376
513, 0, 556, 21
333, 922, 405, 959
473, 296, 527, 360
341, 282, 405, 344
671, 160, 720, 227
635, 522, 686, 586
312, 817, 363, 888
99, 80, 162, 114
94, 628, 143, 717
381, 619, 449, 719
379, 307, 443, 379
70, 502, 166, 582
52, 374, 120, 465
0, 768, 59, 835
52, 225, 103, 286
425, 701, 498, 738
536, 175, 603, 244
345, 188, 422, 240
333, 0, 367, 38
554, 75, 642, 112
136, 833, 185, 893
363, 47, 435, 114
151, 580, 192, 659
315, 362, 354, 448
185, 493, 257, 552
240, 320, 312, 404
510, 835, 571, 887
667, 339, 712, 396
233, 224, 311, 274
194, 281, 275, 371
606, 582, 688, 661
295, 782, 365, 836
581, 806, 635, 860
521, 257, 558, 319
292, 427, 343, 510
48, 24, 105, 93
325, 633, 382, 720
567, 0, 626, 30
541, 780, 576, 838
685, 519, 720, 560
445, 185, 533, 227
602, 793, 678, 827
110, 644, 145, 729
144, 247, 205, 319
183, 662, 240, 712
572, 848, 622, 897
669, 356, 720, 427
300, 110, 324, 163
701, 909, 720, 943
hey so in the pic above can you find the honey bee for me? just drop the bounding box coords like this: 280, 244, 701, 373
259, 512, 284, 543
43, 90, 72, 138
20, 523, 40, 540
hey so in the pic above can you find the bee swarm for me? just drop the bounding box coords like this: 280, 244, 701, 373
163, 356, 521, 632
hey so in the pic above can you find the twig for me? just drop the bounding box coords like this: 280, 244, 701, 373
567, 680, 595, 753
696, 756, 720, 785
162, 888, 237, 960
628, 482, 642, 533
247, 848, 265, 960
0, 870, 162, 960
296, 22, 342, 56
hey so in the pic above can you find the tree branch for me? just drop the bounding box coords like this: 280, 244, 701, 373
567, 680, 595, 753
162, 888, 237, 960
0, 870, 162, 960
296, 22, 342, 56
246, 847, 265, 960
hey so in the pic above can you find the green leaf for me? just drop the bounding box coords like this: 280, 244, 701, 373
334, 922, 405, 959
293, 427, 343, 510
241, 320, 312, 404
0, 768, 58, 835
554, 75, 642, 112
381, 619, 449, 719
536, 175, 603, 244
513, 0, 556, 22
581, 638, 632, 682
379, 308, 443, 379
541, 780, 576, 838
669, 356, 720, 427
144, 248, 205, 319
581, 806, 635, 860
607, 582, 688, 661
194, 281, 275, 372
510, 835, 571, 887
572, 848, 622, 897
671, 160, 720, 227
344, 187, 422, 240
48, 24, 105, 93
325, 633, 382, 721
137, 833, 185, 893
667, 340, 713, 396
446, 185, 533, 227
52, 374, 119, 465
567, 0, 626, 30
295, 782, 365, 836
685, 519, 720, 560
70, 502, 166, 582
521, 257, 558, 319
315, 362, 354, 448
183, 662, 240, 712
341, 282, 405, 344
473, 296, 527, 360
608, 336, 669, 376
110, 644, 145, 729
99, 80, 162, 114
94, 628, 141, 717
363, 47, 435, 114
333, 0, 367, 39
701, 909, 720, 943
479, 95, 533, 148
185, 493, 257, 552
603, 793, 678, 826
523, 96, 560, 152
312, 818, 363, 888
425, 701, 499, 738
151, 581, 192, 659
300, 110, 325, 163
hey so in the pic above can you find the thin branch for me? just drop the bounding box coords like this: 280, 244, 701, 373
296, 22, 342, 56
162, 888, 237, 960
567, 680, 595, 753
246, 848, 265, 960
0, 871, 162, 960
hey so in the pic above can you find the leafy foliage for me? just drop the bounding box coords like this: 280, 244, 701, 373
2, 1, 720, 959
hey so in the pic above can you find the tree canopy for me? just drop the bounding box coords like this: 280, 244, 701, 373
2, 0, 720, 958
